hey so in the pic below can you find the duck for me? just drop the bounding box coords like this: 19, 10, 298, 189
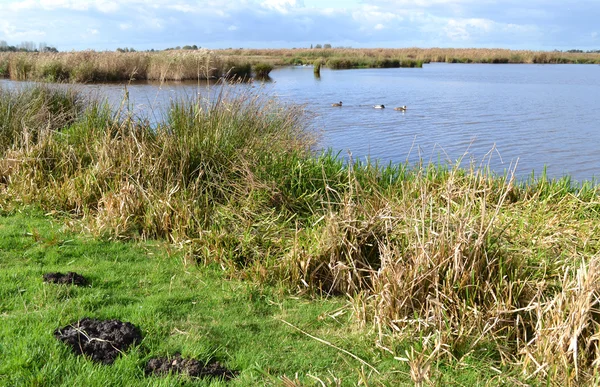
373, 104, 385, 109
331, 101, 343, 107
394, 106, 407, 111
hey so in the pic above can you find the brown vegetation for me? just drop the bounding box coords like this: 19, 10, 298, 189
2, 47, 596, 84
217, 47, 600, 65
0, 50, 268, 82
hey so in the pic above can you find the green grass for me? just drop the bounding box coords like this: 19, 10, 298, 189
0, 210, 513, 386
0, 210, 376, 385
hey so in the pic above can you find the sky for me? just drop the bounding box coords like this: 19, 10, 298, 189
0, 0, 598, 51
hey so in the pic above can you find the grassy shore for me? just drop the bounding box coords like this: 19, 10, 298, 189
2, 84, 600, 385
2, 47, 599, 83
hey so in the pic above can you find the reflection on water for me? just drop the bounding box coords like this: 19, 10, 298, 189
2, 63, 599, 182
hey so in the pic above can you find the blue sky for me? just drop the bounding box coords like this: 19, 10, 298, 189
0, 0, 598, 51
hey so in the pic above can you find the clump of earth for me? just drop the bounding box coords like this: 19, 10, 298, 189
54, 318, 142, 364
146, 353, 238, 380
43, 272, 87, 286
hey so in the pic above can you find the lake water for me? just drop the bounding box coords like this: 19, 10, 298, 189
2, 63, 600, 182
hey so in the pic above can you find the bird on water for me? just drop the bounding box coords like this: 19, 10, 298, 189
331, 101, 343, 107
394, 106, 407, 111
373, 104, 385, 109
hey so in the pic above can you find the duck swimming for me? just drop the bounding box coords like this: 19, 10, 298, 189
394, 106, 407, 111
331, 101, 343, 107
373, 104, 385, 109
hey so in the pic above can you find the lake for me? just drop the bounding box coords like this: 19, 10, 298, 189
2, 63, 599, 182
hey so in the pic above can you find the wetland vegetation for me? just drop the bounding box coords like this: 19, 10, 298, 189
1, 47, 599, 84
2, 84, 600, 385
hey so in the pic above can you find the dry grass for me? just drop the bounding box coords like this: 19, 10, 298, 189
217, 47, 600, 65
0, 50, 269, 82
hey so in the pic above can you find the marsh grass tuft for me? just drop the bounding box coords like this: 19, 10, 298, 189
253, 62, 273, 78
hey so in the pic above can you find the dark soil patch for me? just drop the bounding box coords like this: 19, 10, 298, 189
54, 318, 142, 364
146, 354, 238, 381
43, 272, 87, 286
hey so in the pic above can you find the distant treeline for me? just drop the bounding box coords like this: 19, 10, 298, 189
0, 40, 58, 53
566, 49, 600, 53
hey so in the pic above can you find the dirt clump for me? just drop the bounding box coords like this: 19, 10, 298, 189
43, 272, 87, 286
146, 354, 238, 380
54, 318, 142, 364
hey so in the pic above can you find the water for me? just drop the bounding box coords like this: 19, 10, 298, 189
2, 63, 600, 182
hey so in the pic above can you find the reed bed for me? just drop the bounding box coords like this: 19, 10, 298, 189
2, 47, 597, 84
219, 47, 600, 66
0, 50, 271, 82
1, 84, 600, 384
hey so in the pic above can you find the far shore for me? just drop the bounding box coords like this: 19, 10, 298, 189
1, 47, 599, 84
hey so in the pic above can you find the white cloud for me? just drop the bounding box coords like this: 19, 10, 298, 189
8, 0, 37, 11
444, 18, 493, 40
96, 1, 119, 13
168, 3, 197, 13
261, 0, 302, 13
7, 0, 119, 12
39, 0, 88, 11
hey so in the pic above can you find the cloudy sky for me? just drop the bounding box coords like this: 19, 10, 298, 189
0, 0, 598, 51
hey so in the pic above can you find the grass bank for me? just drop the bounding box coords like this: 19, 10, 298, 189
2, 84, 600, 385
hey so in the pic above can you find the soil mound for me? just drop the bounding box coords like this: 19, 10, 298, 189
54, 318, 142, 364
43, 272, 87, 286
146, 354, 237, 380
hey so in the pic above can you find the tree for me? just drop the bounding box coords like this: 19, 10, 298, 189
19, 41, 36, 51
315, 44, 322, 49
323, 43, 332, 49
